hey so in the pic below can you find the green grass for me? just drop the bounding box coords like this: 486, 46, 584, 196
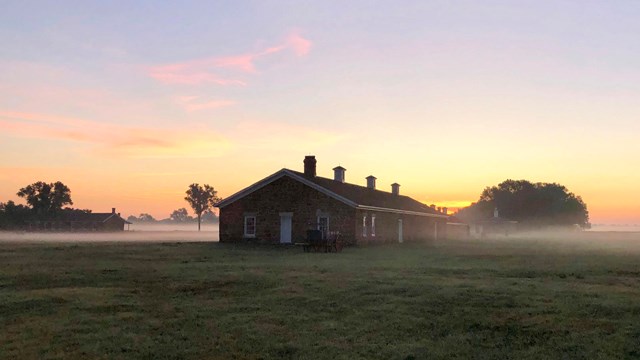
1, 237, 640, 359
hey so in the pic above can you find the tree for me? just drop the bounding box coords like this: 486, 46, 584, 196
457, 179, 590, 228
170, 208, 190, 222
201, 209, 219, 223
137, 213, 156, 222
17, 181, 73, 216
185, 183, 220, 231
126, 215, 137, 223
0, 201, 32, 229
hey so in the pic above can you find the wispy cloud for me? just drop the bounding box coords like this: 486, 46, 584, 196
230, 120, 346, 150
0, 111, 231, 158
148, 68, 247, 86
147, 30, 312, 85
174, 96, 236, 112
287, 32, 312, 56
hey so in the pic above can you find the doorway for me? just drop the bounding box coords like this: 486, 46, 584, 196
279, 212, 292, 244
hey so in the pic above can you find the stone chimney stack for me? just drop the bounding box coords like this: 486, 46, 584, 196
112, 208, 116, 214
391, 183, 400, 196
333, 166, 346, 183
366, 175, 377, 190
303, 156, 317, 177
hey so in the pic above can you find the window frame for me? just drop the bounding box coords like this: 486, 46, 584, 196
362, 214, 368, 237
244, 215, 256, 238
317, 216, 329, 240
371, 214, 376, 237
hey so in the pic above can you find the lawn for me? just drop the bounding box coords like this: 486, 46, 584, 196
1, 235, 640, 359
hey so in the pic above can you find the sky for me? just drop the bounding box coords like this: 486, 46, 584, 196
1, 1, 639, 224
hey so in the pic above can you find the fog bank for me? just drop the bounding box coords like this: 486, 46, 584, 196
0, 223, 219, 243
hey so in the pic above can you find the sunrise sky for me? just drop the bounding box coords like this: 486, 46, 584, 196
1, 1, 639, 224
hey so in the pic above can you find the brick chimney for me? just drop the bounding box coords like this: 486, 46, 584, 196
442, 207, 448, 215
366, 175, 376, 189
391, 183, 400, 196
333, 166, 346, 183
112, 207, 116, 214
303, 156, 317, 177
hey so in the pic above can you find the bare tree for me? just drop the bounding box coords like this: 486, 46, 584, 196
184, 184, 220, 231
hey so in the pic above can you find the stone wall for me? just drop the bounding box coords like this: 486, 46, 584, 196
356, 209, 447, 244
219, 175, 356, 244
218, 174, 449, 245
103, 217, 127, 231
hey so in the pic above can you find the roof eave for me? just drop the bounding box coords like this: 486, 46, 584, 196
356, 205, 449, 218
214, 169, 288, 208
215, 169, 360, 209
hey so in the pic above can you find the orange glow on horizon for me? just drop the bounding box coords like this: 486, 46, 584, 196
1, 167, 637, 224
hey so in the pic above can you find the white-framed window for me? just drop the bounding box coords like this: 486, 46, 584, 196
317, 216, 329, 240
371, 214, 376, 237
362, 214, 367, 237
244, 216, 256, 237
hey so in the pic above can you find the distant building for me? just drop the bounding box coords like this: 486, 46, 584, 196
215, 156, 449, 245
26, 208, 131, 232
446, 215, 471, 239
471, 208, 518, 237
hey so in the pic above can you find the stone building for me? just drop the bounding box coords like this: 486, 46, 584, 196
215, 156, 449, 245
26, 208, 131, 231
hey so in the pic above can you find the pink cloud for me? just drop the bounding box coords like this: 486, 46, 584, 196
262, 45, 287, 55
287, 32, 312, 56
174, 96, 237, 112
0, 111, 230, 158
148, 68, 246, 85
147, 31, 312, 86
212, 55, 258, 73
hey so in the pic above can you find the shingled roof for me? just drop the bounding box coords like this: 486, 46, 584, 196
59, 212, 116, 222
215, 169, 447, 218
287, 170, 441, 214
26, 210, 132, 224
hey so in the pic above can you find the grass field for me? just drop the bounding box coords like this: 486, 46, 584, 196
1, 234, 640, 359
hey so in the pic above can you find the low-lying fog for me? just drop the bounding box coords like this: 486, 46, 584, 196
0, 223, 219, 242
129, 223, 219, 232
463, 229, 640, 254
1, 224, 639, 254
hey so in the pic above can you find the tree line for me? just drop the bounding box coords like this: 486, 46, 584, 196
0, 181, 90, 230
129, 208, 218, 224
4, 178, 590, 232
1, 182, 221, 232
